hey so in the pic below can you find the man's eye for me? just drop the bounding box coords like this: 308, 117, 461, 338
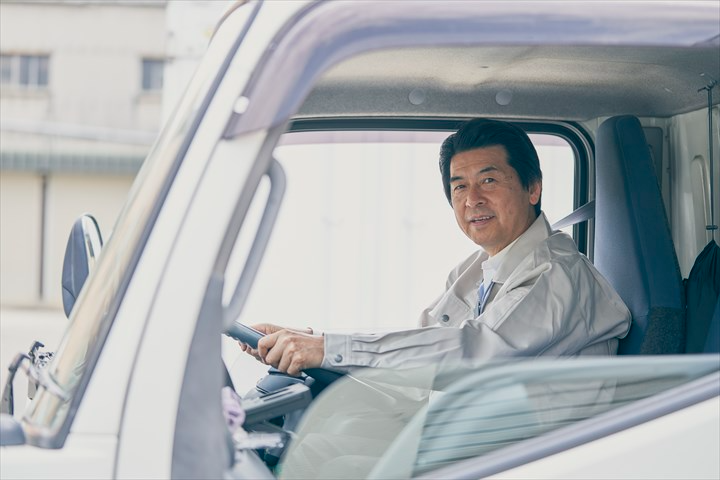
453, 184, 465, 192
482, 178, 496, 184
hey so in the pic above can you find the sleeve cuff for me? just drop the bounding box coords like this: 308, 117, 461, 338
321, 333, 351, 369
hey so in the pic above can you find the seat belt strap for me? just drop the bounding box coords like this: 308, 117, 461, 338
552, 200, 595, 230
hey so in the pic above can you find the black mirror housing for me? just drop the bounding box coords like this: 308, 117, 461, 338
61, 214, 103, 318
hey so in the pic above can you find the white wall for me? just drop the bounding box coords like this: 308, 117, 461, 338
0, 1, 167, 306
0, 1, 166, 137
0, 172, 42, 305
43, 174, 135, 307
163, 0, 233, 122
0, 172, 133, 308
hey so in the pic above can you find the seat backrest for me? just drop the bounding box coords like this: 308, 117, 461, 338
594, 115, 685, 354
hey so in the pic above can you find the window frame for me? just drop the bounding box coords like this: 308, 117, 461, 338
0, 53, 50, 89
141, 57, 165, 92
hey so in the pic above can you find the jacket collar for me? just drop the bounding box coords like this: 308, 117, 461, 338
492, 212, 552, 284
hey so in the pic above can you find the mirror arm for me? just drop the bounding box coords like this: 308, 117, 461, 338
25, 365, 69, 402
1, 353, 30, 415
0, 343, 69, 417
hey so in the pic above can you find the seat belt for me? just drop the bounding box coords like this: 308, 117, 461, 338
552, 200, 595, 230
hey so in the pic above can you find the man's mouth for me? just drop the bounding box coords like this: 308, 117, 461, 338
469, 215, 494, 224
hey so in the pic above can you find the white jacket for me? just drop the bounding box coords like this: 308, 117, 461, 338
321, 213, 631, 370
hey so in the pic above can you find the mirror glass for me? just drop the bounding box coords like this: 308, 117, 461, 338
61, 214, 103, 317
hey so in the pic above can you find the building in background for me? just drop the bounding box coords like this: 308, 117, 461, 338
0, 0, 230, 308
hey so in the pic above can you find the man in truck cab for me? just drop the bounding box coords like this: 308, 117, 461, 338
240, 119, 631, 374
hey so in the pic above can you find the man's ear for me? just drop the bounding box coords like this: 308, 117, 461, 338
529, 180, 542, 205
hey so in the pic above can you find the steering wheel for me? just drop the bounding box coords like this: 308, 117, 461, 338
225, 322, 344, 389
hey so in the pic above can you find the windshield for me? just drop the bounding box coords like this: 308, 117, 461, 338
23, 4, 256, 436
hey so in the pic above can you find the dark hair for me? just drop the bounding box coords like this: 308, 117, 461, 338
439, 119, 543, 215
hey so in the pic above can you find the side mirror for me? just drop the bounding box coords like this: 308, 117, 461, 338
61, 214, 103, 318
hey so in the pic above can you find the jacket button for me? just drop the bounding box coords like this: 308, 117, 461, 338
440, 315, 450, 323
334, 354, 343, 363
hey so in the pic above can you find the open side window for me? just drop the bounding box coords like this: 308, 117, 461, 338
218, 123, 585, 386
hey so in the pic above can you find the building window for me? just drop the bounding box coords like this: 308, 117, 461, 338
0, 54, 49, 88
142, 58, 164, 91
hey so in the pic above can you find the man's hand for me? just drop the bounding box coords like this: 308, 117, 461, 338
237, 323, 278, 361
238, 323, 321, 376
258, 329, 324, 376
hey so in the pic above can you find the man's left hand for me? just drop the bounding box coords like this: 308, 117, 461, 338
257, 330, 324, 376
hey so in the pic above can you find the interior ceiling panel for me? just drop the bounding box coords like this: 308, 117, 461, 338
297, 45, 720, 121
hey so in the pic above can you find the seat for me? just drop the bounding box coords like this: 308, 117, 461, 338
702, 296, 720, 353
594, 115, 685, 354
684, 240, 720, 353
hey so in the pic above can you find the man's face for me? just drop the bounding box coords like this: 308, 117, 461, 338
449, 145, 541, 256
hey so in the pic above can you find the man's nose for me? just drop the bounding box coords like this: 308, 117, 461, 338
465, 184, 485, 207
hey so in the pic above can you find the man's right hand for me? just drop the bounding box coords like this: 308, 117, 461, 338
238, 323, 313, 363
